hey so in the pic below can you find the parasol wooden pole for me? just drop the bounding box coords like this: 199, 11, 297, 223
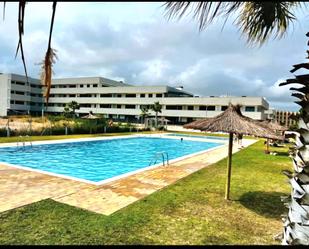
225, 132, 233, 200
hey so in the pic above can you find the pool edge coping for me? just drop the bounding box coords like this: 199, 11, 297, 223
0, 133, 227, 186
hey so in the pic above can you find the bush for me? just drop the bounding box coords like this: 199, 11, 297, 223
0, 128, 8, 137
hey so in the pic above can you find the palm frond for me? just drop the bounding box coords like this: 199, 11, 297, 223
163, 2, 241, 31
40, 47, 57, 106
235, 2, 302, 47
163, 1, 304, 46
3, 2, 6, 21
40, 1, 57, 105
15, 1, 28, 83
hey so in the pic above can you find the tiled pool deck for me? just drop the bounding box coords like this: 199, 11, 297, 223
0, 135, 257, 215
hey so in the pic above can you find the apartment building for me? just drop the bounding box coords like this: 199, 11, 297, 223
0, 73, 43, 116
0, 73, 270, 124
275, 110, 298, 128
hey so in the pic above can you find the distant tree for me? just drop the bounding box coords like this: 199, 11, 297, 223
151, 102, 162, 129
140, 105, 150, 127
62, 101, 80, 119
63, 105, 71, 118
68, 101, 80, 118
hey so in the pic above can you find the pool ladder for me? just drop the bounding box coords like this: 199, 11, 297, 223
149, 152, 169, 166
16, 135, 32, 148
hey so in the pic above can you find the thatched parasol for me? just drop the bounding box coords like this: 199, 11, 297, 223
256, 120, 288, 153
159, 117, 171, 123
183, 104, 283, 200
184, 118, 211, 130
257, 120, 287, 132
81, 111, 100, 133
81, 111, 100, 120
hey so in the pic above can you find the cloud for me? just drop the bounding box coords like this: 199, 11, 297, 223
1, 2, 308, 112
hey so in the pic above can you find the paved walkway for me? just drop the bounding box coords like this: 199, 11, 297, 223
0, 138, 257, 215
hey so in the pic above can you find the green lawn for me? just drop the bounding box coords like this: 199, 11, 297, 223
0, 131, 161, 144
0, 139, 291, 245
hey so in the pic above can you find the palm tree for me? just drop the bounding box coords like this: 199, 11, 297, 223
151, 101, 162, 130
140, 105, 150, 128
163, 2, 304, 46
278, 32, 309, 245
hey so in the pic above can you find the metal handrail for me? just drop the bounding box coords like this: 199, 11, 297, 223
149, 152, 169, 166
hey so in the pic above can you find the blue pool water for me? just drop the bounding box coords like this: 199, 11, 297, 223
0, 136, 222, 183
168, 133, 228, 140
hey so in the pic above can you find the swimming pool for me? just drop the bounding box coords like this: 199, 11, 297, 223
167, 133, 228, 140
0, 136, 223, 184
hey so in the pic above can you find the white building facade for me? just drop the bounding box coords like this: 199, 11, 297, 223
0, 73, 270, 124
0, 73, 43, 116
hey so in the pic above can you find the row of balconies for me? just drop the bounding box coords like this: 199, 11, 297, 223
47, 96, 266, 108
45, 106, 264, 119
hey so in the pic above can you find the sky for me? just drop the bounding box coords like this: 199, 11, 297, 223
1, 2, 309, 111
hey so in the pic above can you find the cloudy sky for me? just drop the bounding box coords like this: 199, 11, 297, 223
1, 2, 309, 111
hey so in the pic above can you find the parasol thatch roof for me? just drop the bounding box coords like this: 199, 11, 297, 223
159, 117, 171, 122
184, 104, 283, 140
81, 112, 100, 120
184, 118, 212, 129
256, 120, 288, 132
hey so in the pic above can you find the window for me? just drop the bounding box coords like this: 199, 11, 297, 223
187, 106, 194, 110
166, 105, 183, 110
10, 100, 14, 104
116, 94, 122, 97
15, 91, 25, 95
69, 94, 76, 97
15, 81, 25, 86
125, 94, 136, 98
125, 105, 136, 109
199, 106, 206, 111
117, 104, 122, 109
149, 94, 153, 98
206, 106, 216, 111
100, 104, 111, 108
156, 93, 163, 97
69, 85, 76, 88
80, 84, 84, 88
15, 101, 25, 105
221, 106, 228, 111
100, 94, 113, 97
140, 94, 145, 98
140, 105, 151, 109
80, 104, 91, 108
80, 94, 92, 98
245, 106, 255, 112
93, 84, 98, 87
87, 84, 90, 88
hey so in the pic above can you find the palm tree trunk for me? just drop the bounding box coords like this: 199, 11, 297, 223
155, 112, 158, 129
279, 32, 309, 245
